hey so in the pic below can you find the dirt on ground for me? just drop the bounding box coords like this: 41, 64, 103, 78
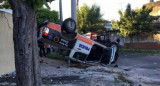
0, 53, 160, 86
40, 53, 160, 86
40, 57, 130, 86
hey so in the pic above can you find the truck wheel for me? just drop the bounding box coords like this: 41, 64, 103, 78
62, 18, 76, 33
61, 18, 77, 41
108, 42, 119, 64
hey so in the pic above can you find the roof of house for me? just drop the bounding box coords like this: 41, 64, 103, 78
0, 9, 12, 14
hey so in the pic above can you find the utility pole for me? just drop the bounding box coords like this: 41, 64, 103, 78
71, 0, 77, 23
77, 0, 79, 6
59, 0, 63, 25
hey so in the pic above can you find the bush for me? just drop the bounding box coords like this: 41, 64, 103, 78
36, 8, 59, 25
47, 53, 65, 60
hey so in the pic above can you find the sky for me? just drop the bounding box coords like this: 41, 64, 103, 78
49, 0, 149, 21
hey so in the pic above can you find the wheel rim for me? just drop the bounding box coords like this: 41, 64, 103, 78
111, 44, 117, 52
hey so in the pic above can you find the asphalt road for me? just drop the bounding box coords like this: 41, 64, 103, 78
118, 53, 160, 69
117, 53, 160, 86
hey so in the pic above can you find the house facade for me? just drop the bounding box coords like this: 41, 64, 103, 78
124, 34, 160, 50
124, 0, 160, 50
119, 0, 160, 50
146, 0, 160, 16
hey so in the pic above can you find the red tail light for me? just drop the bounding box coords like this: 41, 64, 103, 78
43, 27, 49, 36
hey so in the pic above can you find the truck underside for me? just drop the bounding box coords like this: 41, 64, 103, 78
38, 18, 119, 64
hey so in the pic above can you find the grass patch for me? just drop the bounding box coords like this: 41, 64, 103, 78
120, 49, 160, 54
114, 74, 134, 85
47, 53, 66, 60
118, 75, 131, 83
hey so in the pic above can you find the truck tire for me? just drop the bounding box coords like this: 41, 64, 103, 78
108, 42, 119, 64
61, 18, 77, 41
62, 18, 76, 33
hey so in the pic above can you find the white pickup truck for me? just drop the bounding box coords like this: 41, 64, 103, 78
38, 18, 119, 64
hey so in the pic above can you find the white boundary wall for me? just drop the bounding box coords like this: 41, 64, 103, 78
0, 10, 15, 75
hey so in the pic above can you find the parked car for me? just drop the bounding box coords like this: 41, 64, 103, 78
38, 18, 119, 64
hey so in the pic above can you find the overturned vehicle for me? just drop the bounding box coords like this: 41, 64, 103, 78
38, 18, 119, 64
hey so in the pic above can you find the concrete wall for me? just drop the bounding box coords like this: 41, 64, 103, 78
0, 11, 15, 75
124, 34, 160, 50
124, 34, 160, 43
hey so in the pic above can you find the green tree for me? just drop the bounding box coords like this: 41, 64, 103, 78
0, 0, 10, 9
8, 0, 53, 86
77, 4, 89, 33
77, 4, 105, 34
36, 8, 59, 25
112, 4, 156, 49
0, 0, 59, 25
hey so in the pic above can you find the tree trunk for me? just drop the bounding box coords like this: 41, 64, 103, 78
129, 35, 134, 50
8, 0, 41, 86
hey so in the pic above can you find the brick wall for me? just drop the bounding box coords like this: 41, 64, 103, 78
124, 42, 160, 50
